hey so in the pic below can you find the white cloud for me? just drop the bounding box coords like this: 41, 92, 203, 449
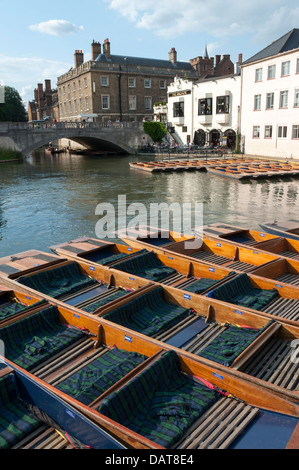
29, 19, 84, 36
106, 0, 298, 44
0, 54, 71, 103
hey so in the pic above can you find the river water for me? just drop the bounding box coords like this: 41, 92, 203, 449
0, 149, 298, 258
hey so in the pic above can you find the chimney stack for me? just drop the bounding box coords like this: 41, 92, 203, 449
91, 40, 101, 60
74, 50, 84, 68
103, 38, 111, 59
238, 53, 243, 64
37, 83, 43, 107
169, 47, 177, 64
45, 79, 51, 94
215, 55, 221, 65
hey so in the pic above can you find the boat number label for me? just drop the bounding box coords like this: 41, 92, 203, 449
125, 335, 132, 343
235, 309, 243, 315
168, 256, 173, 260
216, 243, 221, 247
65, 409, 76, 419
213, 372, 224, 380
275, 284, 283, 289
260, 233, 265, 237
129, 277, 135, 281
209, 267, 215, 272
127, 247, 132, 251
252, 251, 259, 255
184, 293, 191, 300
90, 266, 95, 271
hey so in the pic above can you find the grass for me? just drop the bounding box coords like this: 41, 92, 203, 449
0, 147, 23, 161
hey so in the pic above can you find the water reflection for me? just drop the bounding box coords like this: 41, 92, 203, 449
0, 149, 298, 257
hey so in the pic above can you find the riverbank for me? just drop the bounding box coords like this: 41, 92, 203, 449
0, 147, 23, 162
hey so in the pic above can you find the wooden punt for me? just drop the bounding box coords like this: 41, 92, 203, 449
202, 223, 299, 261
260, 220, 299, 241
121, 233, 282, 273
0, 246, 235, 303
1, 297, 299, 449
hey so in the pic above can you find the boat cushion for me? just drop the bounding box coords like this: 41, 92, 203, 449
56, 347, 147, 405
199, 320, 274, 366
0, 372, 41, 448
205, 273, 278, 311
183, 272, 235, 295
81, 247, 138, 265
17, 262, 97, 299
97, 350, 220, 448
112, 251, 176, 282
83, 289, 130, 313
0, 294, 43, 321
102, 287, 191, 337
0, 306, 85, 371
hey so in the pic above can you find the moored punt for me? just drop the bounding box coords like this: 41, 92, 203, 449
0, 284, 45, 326
49, 239, 240, 292
121, 232, 282, 273
1, 300, 299, 449
260, 219, 299, 241
202, 223, 299, 261
202, 222, 281, 245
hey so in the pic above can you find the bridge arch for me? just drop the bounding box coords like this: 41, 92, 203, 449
0, 122, 149, 156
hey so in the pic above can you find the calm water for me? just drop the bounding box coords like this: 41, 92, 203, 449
0, 149, 298, 258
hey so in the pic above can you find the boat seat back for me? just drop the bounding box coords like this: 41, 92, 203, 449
97, 350, 220, 448
199, 320, 274, 366
112, 251, 176, 281
0, 372, 41, 448
206, 273, 278, 310
102, 287, 191, 337
17, 262, 97, 299
56, 347, 147, 405
0, 305, 85, 370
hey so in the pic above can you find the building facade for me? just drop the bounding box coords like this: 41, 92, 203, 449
167, 61, 242, 148
56, 39, 203, 124
28, 80, 59, 122
240, 29, 299, 159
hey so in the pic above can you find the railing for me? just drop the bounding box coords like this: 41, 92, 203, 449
0, 121, 144, 132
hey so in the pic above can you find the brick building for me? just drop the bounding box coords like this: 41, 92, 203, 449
56, 39, 204, 123
28, 80, 59, 121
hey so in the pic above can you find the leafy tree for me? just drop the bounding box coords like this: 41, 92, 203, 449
143, 121, 167, 144
0, 86, 27, 122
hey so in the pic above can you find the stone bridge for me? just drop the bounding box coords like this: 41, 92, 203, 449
0, 121, 150, 156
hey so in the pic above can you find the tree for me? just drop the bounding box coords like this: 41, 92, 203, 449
143, 121, 167, 144
0, 86, 27, 122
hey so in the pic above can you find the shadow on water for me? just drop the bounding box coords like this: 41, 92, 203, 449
0, 148, 298, 257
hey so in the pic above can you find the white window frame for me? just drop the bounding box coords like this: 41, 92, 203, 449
159, 80, 166, 89
294, 88, 299, 107
278, 125, 287, 138
264, 125, 272, 138
266, 92, 274, 110
144, 79, 151, 88
128, 78, 136, 88
281, 60, 290, 77
101, 76, 109, 87
145, 96, 152, 110
267, 64, 276, 80
292, 125, 299, 139
129, 95, 136, 111
253, 126, 260, 138
102, 94, 110, 110
254, 94, 261, 111
84, 78, 88, 88
279, 90, 288, 108
255, 68, 262, 82
85, 96, 89, 111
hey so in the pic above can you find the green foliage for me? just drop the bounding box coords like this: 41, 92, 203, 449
0, 86, 27, 122
143, 121, 167, 144
0, 147, 23, 161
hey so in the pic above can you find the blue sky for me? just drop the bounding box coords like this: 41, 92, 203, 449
1, 0, 299, 105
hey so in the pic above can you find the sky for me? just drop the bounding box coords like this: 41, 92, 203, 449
1, 0, 299, 105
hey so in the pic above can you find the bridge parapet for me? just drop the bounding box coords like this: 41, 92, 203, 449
0, 121, 144, 131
